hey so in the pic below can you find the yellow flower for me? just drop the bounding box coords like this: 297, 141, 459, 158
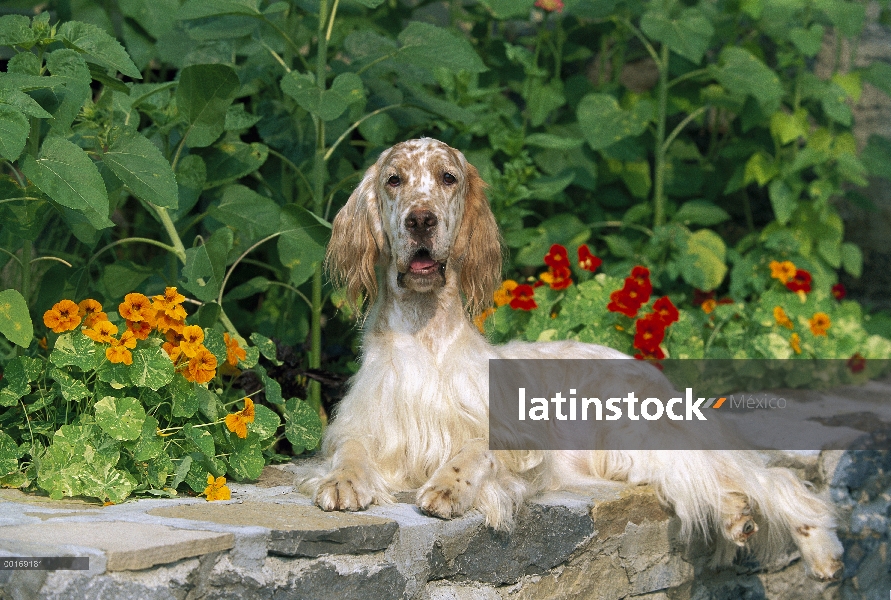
790, 333, 802, 354
106, 343, 133, 365
43, 299, 82, 333
185, 347, 217, 384
494, 280, 519, 307
473, 307, 496, 333
119, 293, 154, 323
701, 299, 717, 314
773, 306, 794, 329
152, 287, 187, 320
179, 325, 205, 358
78, 299, 107, 328
769, 260, 796, 284
809, 312, 831, 336
223, 333, 247, 367
204, 474, 231, 501
83, 319, 119, 343
225, 398, 256, 439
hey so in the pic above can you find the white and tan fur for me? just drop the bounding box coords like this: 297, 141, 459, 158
310, 138, 844, 580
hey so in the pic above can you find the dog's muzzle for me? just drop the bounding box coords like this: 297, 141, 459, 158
397, 248, 447, 288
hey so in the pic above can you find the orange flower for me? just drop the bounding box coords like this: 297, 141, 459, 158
225, 397, 256, 439
43, 299, 81, 333
701, 299, 717, 314
494, 280, 519, 307
163, 341, 183, 363
119, 330, 137, 349
474, 307, 496, 333
83, 319, 118, 343
154, 313, 183, 335
222, 333, 247, 367
186, 347, 217, 384
790, 333, 802, 354
769, 260, 796, 284
539, 266, 573, 290
204, 474, 231, 501
179, 325, 205, 358
126, 319, 153, 340
106, 343, 133, 365
809, 312, 831, 336
773, 306, 794, 329
78, 299, 107, 327
152, 287, 187, 320
119, 293, 154, 323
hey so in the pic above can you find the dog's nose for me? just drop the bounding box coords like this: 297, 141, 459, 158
405, 210, 437, 233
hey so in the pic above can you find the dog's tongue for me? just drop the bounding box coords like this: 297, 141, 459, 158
410, 256, 437, 272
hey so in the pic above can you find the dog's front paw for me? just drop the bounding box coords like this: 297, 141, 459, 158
417, 469, 477, 520
796, 525, 844, 581
315, 470, 373, 512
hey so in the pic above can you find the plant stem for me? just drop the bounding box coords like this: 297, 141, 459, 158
152, 205, 188, 263
653, 43, 669, 228
308, 0, 330, 412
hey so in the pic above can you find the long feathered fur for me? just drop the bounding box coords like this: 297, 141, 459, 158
309, 138, 844, 581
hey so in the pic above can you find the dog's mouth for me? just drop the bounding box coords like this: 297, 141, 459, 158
408, 249, 441, 276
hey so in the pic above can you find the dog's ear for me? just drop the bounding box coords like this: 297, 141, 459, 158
326, 163, 386, 314
454, 164, 503, 317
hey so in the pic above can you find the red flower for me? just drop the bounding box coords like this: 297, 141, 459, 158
544, 244, 570, 269
831, 283, 846, 300
634, 347, 666, 362
607, 266, 653, 318
510, 284, 538, 310
577, 245, 602, 273
630, 266, 652, 292
633, 314, 666, 354
541, 266, 573, 290
847, 353, 866, 373
692, 289, 715, 305
652, 296, 679, 325
785, 269, 812, 293
607, 289, 641, 318
535, 0, 564, 12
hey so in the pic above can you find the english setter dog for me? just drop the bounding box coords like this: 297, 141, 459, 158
313, 138, 843, 580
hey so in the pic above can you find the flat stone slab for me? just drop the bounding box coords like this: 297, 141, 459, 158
147, 500, 398, 557
0, 521, 233, 571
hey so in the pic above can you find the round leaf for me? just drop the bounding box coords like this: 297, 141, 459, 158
0, 288, 33, 348
95, 396, 146, 441
285, 398, 322, 454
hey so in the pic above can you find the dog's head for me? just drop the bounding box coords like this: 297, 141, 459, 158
327, 138, 502, 317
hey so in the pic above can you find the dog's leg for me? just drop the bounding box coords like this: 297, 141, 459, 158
416, 438, 527, 530
314, 439, 392, 511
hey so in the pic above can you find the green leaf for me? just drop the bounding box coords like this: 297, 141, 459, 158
768, 179, 797, 225
769, 109, 809, 145
224, 276, 271, 301
179, 0, 262, 19
209, 184, 280, 240
203, 327, 228, 367
50, 367, 90, 402
526, 79, 565, 128
841, 242, 863, 277
200, 141, 269, 187
184, 423, 215, 458
0, 15, 37, 48
577, 94, 652, 150
281, 72, 366, 122
0, 88, 53, 119
250, 332, 279, 364
0, 288, 33, 348
479, 0, 535, 18
396, 22, 486, 74
228, 435, 263, 480
789, 24, 825, 57
672, 201, 730, 226
176, 64, 240, 148
715, 48, 783, 113
860, 62, 891, 97
278, 205, 330, 287
744, 151, 778, 186
170, 374, 199, 418
0, 431, 23, 476
20, 137, 112, 230
224, 103, 261, 130
196, 386, 222, 420
80, 460, 137, 503
133, 415, 164, 461
251, 404, 280, 440
181, 227, 234, 302
284, 398, 322, 454
679, 229, 727, 291
640, 7, 714, 64
0, 106, 28, 161
171, 455, 192, 489
525, 133, 584, 150
254, 363, 284, 406
95, 396, 146, 441
102, 131, 178, 209
57, 21, 141, 79
50, 332, 99, 371
129, 346, 175, 390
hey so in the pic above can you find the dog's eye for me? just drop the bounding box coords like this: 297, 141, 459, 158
387, 174, 400, 187
443, 172, 456, 185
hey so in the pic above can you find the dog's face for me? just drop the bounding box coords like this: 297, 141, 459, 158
375, 138, 468, 293
327, 137, 502, 316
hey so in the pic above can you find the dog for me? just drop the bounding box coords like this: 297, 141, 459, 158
311, 137, 844, 580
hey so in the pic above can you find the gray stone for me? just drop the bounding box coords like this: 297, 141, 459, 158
147, 500, 397, 557
271, 556, 407, 600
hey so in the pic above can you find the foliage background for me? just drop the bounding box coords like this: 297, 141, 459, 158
1, 0, 891, 501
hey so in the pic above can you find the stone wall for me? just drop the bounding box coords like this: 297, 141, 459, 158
1, 380, 889, 599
